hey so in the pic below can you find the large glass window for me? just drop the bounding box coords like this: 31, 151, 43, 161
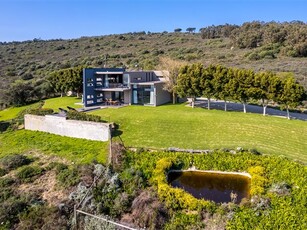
132, 85, 154, 105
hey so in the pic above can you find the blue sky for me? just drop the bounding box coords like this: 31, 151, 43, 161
1, 0, 306, 42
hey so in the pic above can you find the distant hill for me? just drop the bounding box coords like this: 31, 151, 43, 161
0, 21, 306, 106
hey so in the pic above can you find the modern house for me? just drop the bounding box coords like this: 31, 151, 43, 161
83, 68, 170, 107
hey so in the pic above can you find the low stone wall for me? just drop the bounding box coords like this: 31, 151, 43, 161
24, 114, 110, 141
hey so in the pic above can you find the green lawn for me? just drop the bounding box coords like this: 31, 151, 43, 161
43, 96, 82, 112
0, 97, 82, 121
0, 130, 108, 164
90, 104, 307, 163
1, 97, 306, 164
0, 104, 36, 121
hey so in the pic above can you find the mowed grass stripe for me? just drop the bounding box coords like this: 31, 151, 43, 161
90, 104, 307, 163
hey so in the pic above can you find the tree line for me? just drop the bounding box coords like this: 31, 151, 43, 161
175, 63, 306, 119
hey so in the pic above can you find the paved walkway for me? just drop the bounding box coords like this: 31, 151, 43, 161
193, 99, 307, 121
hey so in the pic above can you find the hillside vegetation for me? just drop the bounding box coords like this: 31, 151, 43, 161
0, 21, 306, 107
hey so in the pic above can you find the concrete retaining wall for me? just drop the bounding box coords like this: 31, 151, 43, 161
24, 114, 110, 141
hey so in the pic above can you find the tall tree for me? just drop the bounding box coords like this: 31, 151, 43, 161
231, 68, 255, 113
176, 63, 202, 108
200, 65, 215, 110
212, 65, 231, 111
277, 76, 305, 119
158, 57, 186, 104
251, 71, 281, 116
48, 66, 85, 97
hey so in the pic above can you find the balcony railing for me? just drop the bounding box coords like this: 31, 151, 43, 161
96, 83, 129, 88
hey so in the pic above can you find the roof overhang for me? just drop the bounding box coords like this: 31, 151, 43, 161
135, 81, 165, 86
95, 71, 124, 74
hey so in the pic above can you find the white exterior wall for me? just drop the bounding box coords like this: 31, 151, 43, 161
24, 114, 110, 142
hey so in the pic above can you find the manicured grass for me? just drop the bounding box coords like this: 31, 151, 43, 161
43, 96, 82, 112
90, 103, 307, 163
0, 104, 36, 121
0, 97, 82, 121
0, 130, 108, 164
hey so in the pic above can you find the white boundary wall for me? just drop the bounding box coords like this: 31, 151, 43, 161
24, 114, 110, 141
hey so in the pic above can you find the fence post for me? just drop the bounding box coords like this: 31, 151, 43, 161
108, 124, 112, 165
74, 204, 78, 230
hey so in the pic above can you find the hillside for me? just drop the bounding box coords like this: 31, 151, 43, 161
0, 24, 307, 106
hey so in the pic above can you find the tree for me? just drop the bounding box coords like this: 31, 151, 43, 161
186, 27, 196, 33
158, 57, 186, 104
230, 68, 255, 113
4, 80, 34, 106
48, 66, 85, 97
200, 65, 215, 110
251, 71, 281, 116
176, 63, 202, 108
277, 76, 305, 119
211, 65, 231, 111
174, 28, 182, 33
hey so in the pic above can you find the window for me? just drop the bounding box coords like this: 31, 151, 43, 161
87, 83, 94, 87
87, 95, 94, 99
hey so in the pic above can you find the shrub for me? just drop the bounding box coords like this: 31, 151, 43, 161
26, 108, 54, 116
0, 198, 28, 229
248, 166, 268, 196
16, 165, 43, 182
0, 154, 32, 170
66, 110, 102, 122
56, 167, 80, 188
0, 177, 15, 187
47, 162, 68, 173
0, 167, 7, 176
17, 205, 69, 230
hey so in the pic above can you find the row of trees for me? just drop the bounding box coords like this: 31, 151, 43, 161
174, 28, 196, 33
172, 63, 305, 119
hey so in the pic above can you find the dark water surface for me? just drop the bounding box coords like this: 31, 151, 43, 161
168, 171, 250, 203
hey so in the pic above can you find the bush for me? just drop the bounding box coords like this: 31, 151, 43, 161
17, 205, 69, 230
0, 177, 15, 187
26, 108, 54, 116
16, 165, 43, 182
56, 167, 80, 188
0, 198, 28, 229
47, 162, 68, 173
0, 154, 32, 170
66, 110, 102, 122
0, 167, 7, 176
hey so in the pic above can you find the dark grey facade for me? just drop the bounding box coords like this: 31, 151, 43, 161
83, 68, 170, 107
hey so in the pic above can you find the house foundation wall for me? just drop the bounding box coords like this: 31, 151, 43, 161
24, 114, 110, 141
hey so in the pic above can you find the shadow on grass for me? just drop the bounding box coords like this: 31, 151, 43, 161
0, 121, 11, 133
